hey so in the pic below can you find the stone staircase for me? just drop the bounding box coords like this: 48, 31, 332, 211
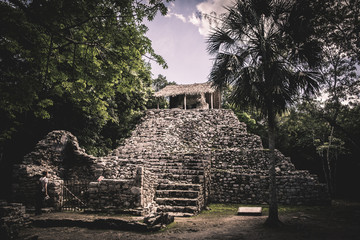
103, 109, 261, 216
146, 154, 209, 184
155, 183, 204, 217
95, 109, 328, 213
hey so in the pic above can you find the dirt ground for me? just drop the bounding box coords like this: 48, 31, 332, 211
19, 200, 360, 240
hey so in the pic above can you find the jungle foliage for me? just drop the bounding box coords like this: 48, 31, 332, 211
0, 0, 172, 197
0, 0, 172, 157
221, 0, 360, 200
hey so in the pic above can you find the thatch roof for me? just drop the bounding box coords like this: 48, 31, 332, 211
154, 83, 216, 97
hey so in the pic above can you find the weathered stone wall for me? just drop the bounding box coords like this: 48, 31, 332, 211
48, 180, 64, 210
11, 167, 64, 209
95, 157, 139, 180
12, 167, 39, 207
17, 130, 97, 181
196, 184, 205, 212
211, 149, 295, 171
210, 170, 330, 205
129, 109, 329, 206
0, 201, 29, 240
12, 130, 97, 208
88, 179, 141, 213
142, 169, 158, 214
87, 167, 158, 215
105, 109, 257, 206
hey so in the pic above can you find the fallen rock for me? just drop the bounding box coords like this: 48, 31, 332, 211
143, 212, 174, 229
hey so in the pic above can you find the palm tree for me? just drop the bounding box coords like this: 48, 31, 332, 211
207, 0, 322, 226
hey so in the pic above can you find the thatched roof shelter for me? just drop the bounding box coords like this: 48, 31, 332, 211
154, 83, 216, 97
154, 82, 221, 110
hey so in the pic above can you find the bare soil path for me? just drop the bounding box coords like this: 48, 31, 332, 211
19, 200, 360, 240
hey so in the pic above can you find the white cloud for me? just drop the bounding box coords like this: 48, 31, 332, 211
165, 12, 187, 23
164, 2, 173, 18
189, 0, 234, 36
189, 12, 201, 26
164, 0, 235, 35
174, 13, 187, 23
165, 2, 187, 23
197, 0, 233, 14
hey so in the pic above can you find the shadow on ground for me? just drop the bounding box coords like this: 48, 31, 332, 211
19, 200, 360, 240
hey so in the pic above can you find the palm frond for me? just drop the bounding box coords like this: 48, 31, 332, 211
206, 28, 235, 55
209, 53, 234, 88
207, 0, 322, 115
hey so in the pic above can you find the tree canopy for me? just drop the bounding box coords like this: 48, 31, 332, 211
0, 0, 171, 154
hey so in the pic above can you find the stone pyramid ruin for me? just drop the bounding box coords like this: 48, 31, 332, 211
12, 109, 330, 216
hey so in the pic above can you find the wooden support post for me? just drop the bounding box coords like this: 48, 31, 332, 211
157, 98, 159, 109
211, 92, 214, 109
218, 91, 221, 109
184, 94, 187, 110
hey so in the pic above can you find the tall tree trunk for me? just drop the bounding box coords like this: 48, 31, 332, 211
265, 110, 281, 227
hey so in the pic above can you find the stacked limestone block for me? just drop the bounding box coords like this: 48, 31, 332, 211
111, 109, 259, 155
88, 179, 142, 213
11, 130, 157, 214
108, 109, 256, 179
88, 167, 158, 215
0, 201, 29, 240
212, 148, 295, 171
142, 169, 159, 215
12, 130, 97, 208
211, 170, 329, 205
19, 130, 96, 179
108, 109, 330, 206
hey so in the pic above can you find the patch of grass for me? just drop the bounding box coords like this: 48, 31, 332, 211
158, 222, 177, 232
203, 203, 239, 215
277, 205, 323, 214
199, 203, 269, 217
198, 203, 333, 217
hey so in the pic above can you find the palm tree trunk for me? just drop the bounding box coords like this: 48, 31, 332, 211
265, 110, 281, 227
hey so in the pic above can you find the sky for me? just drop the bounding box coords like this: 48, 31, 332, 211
145, 0, 234, 85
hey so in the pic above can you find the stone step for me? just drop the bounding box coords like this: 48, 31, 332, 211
145, 160, 204, 165
156, 176, 205, 184
149, 166, 205, 171
155, 190, 199, 199
146, 160, 205, 165
148, 170, 205, 178
166, 212, 195, 217
156, 198, 198, 206
157, 183, 202, 191
145, 165, 204, 172
157, 205, 199, 214
168, 169, 204, 175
